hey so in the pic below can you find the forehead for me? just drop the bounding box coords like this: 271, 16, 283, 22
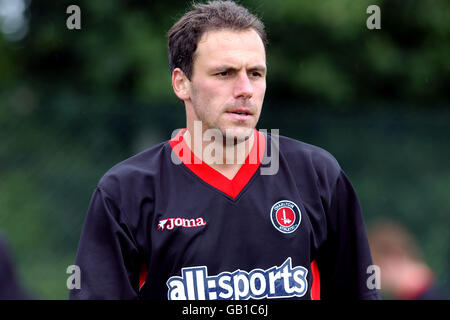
194, 29, 266, 68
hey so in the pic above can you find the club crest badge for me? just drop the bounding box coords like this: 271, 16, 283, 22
270, 200, 301, 234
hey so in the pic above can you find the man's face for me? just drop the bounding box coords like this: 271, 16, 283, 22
186, 28, 266, 142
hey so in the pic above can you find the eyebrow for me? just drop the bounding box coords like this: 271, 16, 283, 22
210, 64, 266, 73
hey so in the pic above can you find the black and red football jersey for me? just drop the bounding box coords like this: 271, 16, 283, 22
69, 129, 380, 300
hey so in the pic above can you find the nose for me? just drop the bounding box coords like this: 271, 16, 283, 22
233, 72, 253, 99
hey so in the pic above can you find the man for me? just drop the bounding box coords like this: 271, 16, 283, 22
70, 1, 379, 300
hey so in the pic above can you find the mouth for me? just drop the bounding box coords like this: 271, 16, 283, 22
226, 112, 253, 122
226, 108, 253, 117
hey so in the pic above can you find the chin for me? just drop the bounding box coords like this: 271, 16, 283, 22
223, 127, 254, 144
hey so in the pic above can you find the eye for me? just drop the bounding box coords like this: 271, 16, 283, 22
215, 71, 228, 77
250, 71, 262, 77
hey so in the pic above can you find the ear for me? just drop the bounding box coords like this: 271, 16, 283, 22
172, 68, 191, 101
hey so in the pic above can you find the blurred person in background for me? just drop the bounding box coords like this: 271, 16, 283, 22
368, 220, 447, 300
0, 232, 30, 299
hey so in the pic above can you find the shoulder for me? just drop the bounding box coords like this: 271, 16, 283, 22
97, 141, 169, 196
274, 133, 342, 178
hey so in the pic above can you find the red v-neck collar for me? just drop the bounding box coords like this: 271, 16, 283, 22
169, 128, 266, 199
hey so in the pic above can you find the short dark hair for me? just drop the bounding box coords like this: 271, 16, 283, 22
168, 1, 267, 79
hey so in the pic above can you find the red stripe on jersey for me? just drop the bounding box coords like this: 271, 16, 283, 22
311, 260, 320, 300
139, 264, 147, 290
169, 128, 266, 199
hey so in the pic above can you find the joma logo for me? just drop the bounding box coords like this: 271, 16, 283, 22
158, 217, 207, 231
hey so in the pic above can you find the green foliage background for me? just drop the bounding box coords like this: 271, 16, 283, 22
0, 0, 449, 298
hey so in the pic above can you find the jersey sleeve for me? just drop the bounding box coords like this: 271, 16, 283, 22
69, 186, 141, 299
316, 170, 380, 300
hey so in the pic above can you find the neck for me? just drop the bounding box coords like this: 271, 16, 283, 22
183, 128, 255, 179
